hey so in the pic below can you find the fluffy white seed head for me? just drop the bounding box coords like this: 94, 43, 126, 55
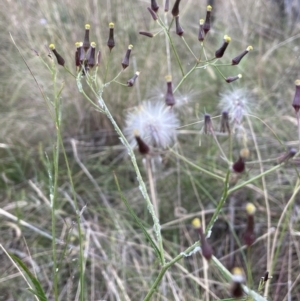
124, 101, 179, 149
219, 89, 251, 125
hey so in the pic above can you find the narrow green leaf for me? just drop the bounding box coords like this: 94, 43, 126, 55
10, 254, 47, 301
114, 173, 162, 261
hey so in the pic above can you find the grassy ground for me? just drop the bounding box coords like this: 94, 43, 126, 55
1, 0, 300, 300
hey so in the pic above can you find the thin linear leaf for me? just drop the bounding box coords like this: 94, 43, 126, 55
10, 254, 47, 301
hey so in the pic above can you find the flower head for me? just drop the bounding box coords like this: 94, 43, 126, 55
124, 101, 179, 149
219, 89, 251, 126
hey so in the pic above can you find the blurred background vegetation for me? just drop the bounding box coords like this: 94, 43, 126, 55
1, 0, 300, 300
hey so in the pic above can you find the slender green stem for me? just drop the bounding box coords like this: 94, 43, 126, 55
181, 37, 199, 61
104, 51, 112, 83
205, 170, 230, 235
174, 63, 198, 93
51, 64, 59, 301
228, 163, 284, 194
169, 148, 225, 181
162, 26, 184, 77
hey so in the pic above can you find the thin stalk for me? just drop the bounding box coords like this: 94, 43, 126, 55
174, 63, 198, 92
205, 170, 230, 235
146, 156, 159, 218
169, 148, 225, 181
265, 179, 300, 297
95, 93, 165, 264
181, 37, 199, 61
228, 163, 284, 194
51, 65, 59, 301
104, 51, 112, 83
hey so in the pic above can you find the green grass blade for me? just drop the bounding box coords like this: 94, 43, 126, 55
10, 254, 48, 301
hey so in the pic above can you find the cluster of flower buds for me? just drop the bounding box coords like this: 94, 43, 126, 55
192, 218, 213, 261
139, 3, 253, 85
49, 23, 140, 87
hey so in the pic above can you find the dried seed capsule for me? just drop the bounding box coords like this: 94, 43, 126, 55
203, 5, 212, 35
292, 79, 300, 112
175, 15, 184, 36
127, 71, 140, 87
171, 0, 181, 17
198, 19, 205, 42
232, 46, 253, 65
151, 0, 159, 12
225, 74, 242, 83
49, 44, 65, 66
83, 24, 90, 51
107, 22, 115, 51
139, 31, 154, 38
215, 35, 231, 58
165, 75, 175, 106
122, 45, 133, 69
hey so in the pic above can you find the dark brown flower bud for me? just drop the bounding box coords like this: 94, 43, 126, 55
83, 24, 90, 51
171, 0, 181, 17
292, 79, 300, 112
147, 7, 158, 20
192, 218, 213, 261
232, 46, 253, 65
225, 74, 242, 83
230, 267, 245, 298
75, 42, 81, 67
164, 0, 169, 12
122, 45, 133, 69
215, 35, 231, 58
232, 148, 249, 173
175, 15, 184, 36
244, 203, 256, 247
204, 113, 213, 134
220, 111, 230, 134
151, 0, 159, 12
107, 22, 115, 51
134, 131, 150, 155
76, 42, 85, 63
277, 147, 297, 163
96, 50, 101, 66
127, 71, 140, 87
165, 75, 175, 106
203, 5, 212, 35
139, 31, 154, 38
49, 44, 65, 66
87, 42, 96, 68
198, 19, 205, 42
232, 157, 245, 173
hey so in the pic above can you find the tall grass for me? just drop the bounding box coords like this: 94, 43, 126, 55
1, 0, 300, 300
